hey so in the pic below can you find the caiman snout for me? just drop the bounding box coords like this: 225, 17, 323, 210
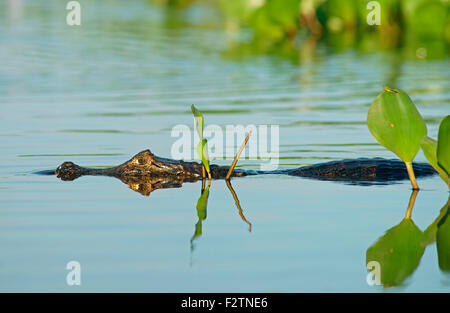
56, 161, 84, 181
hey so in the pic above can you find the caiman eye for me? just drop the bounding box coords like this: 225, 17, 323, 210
137, 158, 146, 165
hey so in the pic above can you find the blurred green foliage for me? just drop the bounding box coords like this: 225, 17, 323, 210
152, 0, 449, 59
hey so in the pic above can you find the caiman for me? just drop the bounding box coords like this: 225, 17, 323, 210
36, 149, 437, 196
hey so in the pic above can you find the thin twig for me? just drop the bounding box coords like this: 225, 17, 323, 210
226, 131, 252, 180
226, 180, 252, 232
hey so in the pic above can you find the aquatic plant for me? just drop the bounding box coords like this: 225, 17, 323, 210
366, 190, 424, 287
420, 116, 450, 189
421, 196, 450, 272
367, 192, 450, 287
436, 207, 450, 272
367, 87, 427, 189
191, 104, 211, 180
366, 217, 425, 287
190, 182, 210, 252
437, 115, 450, 177
367, 88, 449, 190
191, 105, 252, 181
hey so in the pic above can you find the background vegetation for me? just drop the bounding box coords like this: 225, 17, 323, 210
152, 0, 450, 60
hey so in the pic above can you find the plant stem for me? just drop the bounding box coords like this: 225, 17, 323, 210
405, 161, 419, 190
226, 130, 252, 180
202, 164, 211, 180
405, 189, 419, 219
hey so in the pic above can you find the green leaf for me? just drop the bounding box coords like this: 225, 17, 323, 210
420, 135, 450, 188
367, 88, 427, 162
191, 185, 210, 248
421, 197, 450, 247
196, 185, 210, 221
366, 219, 425, 287
437, 206, 450, 272
191, 105, 210, 177
191, 104, 204, 140
437, 115, 450, 176
197, 138, 211, 177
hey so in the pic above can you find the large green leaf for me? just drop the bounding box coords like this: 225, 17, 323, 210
366, 219, 425, 287
420, 136, 450, 188
367, 88, 427, 162
437, 115, 450, 176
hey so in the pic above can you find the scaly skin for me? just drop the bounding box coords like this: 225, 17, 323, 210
55, 150, 249, 181
44, 149, 437, 196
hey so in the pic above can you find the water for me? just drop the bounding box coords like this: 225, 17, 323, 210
0, 0, 449, 292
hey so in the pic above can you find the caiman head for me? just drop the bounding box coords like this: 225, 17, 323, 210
55, 149, 201, 196
114, 149, 201, 178
55, 149, 202, 181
